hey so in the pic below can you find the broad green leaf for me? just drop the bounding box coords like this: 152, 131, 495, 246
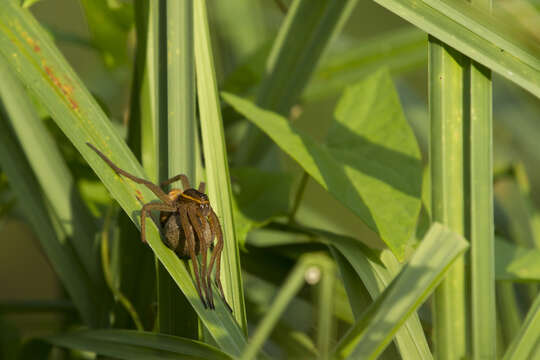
503, 293, 540, 360
333, 223, 469, 359
372, 0, 540, 97
236, 0, 359, 164
45, 329, 232, 360
305, 28, 427, 101
223, 70, 422, 259
194, 0, 247, 330
0, 3, 247, 355
496, 237, 540, 281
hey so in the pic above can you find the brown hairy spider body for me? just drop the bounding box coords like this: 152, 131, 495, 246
87, 143, 230, 311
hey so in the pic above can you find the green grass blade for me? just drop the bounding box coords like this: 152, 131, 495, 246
0, 57, 101, 285
371, 0, 540, 98
156, 0, 198, 337
0, 3, 247, 354
237, 0, 358, 164
429, 36, 468, 358
503, 294, 540, 360
468, 0, 496, 351
325, 232, 433, 359
194, 0, 247, 331
248, 224, 432, 359
333, 223, 469, 359
316, 258, 336, 360
45, 329, 232, 360
223, 69, 422, 260
304, 28, 427, 101
0, 114, 100, 327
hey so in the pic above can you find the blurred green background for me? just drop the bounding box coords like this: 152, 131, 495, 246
0, 0, 538, 357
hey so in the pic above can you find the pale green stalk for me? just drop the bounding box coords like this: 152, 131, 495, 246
468, 0, 496, 357
429, 36, 469, 359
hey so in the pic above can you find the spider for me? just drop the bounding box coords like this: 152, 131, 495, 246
87, 143, 230, 311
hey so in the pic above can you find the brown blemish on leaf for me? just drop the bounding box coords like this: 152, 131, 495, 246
43, 64, 79, 111
135, 189, 144, 202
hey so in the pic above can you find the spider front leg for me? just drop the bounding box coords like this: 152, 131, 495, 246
179, 206, 208, 309
208, 210, 233, 313
187, 206, 214, 309
87, 143, 173, 206
198, 182, 206, 193
160, 174, 190, 190
141, 202, 176, 243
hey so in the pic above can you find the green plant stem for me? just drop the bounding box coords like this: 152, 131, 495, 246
468, 2, 496, 355
156, 0, 198, 337
429, 36, 468, 359
288, 171, 309, 225
316, 258, 335, 360
101, 207, 144, 331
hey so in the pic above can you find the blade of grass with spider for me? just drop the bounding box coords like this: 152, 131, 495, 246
0, 2, 247, 355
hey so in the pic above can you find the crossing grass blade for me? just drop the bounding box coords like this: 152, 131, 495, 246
502, 293, 540, 360
371, 0, 540, 98
45, 329, 233, 360
0, 2, 247, 355
194, 0, 247, 331
333, 223, 469, 359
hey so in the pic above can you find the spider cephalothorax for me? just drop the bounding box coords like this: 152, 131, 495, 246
87, 143, 230, 311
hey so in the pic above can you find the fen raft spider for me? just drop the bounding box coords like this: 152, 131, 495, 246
87, 143, 231, 311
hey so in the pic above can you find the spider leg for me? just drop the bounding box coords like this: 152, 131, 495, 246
141, 203, 176, 243
198, 182, 206, 193
208, 210, 232, 313
187, 206, 214, 309
87, 143, 173, 205
180, 206, 207, 309
161, 174, 190, 190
